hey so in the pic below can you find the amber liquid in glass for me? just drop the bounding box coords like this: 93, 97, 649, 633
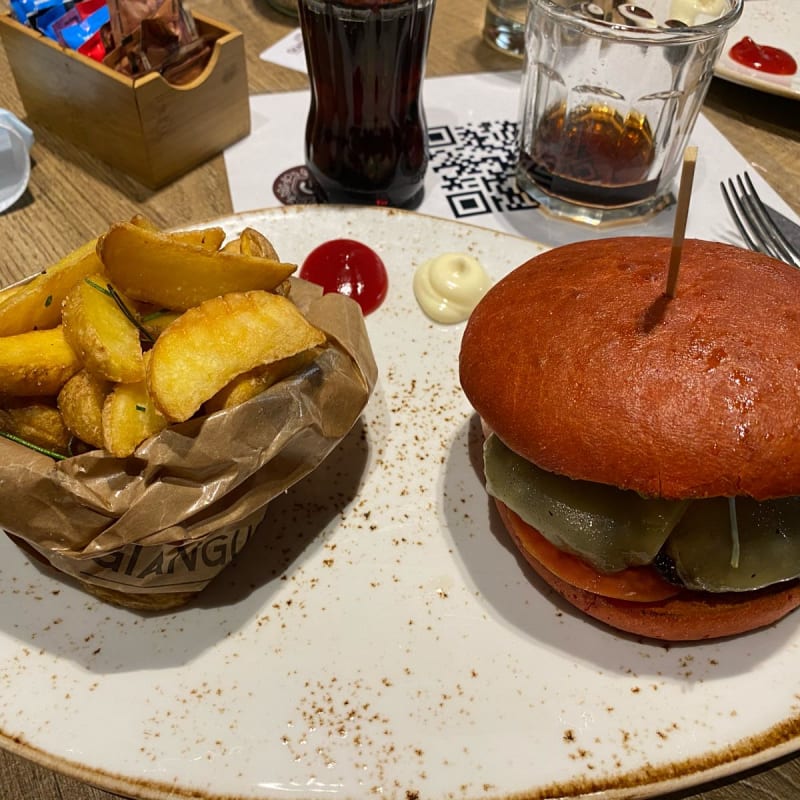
520, 102, 659, 207
299, 0, 434, 209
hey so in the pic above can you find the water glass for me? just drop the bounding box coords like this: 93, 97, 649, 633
483, 0, 527, 57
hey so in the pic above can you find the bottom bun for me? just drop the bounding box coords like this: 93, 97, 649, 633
496, 500, 800, 642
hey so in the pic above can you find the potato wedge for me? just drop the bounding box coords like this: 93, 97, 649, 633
57, 369, 110, 448
0, 397, 71, 454
102, 356, 167, 457
169, 227, 226, 252
0, 327, 81, 396
240, 227, 279, 260
204, 348, 320, 413
148, 291, 326, 422
61, 275, 145, 383
0, 238, 104, 337
130, 213, 226, 251
221, 227, 279, 260
100, 222, 297, 310
130, 213, 159, 232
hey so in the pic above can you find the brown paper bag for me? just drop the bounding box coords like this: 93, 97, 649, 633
0, 283, 377, 611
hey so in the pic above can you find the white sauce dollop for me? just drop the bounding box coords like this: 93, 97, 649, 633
668, 0, 725, 25
413, 252, 491, 324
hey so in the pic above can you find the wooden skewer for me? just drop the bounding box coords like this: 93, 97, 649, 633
665, 146, 698, 299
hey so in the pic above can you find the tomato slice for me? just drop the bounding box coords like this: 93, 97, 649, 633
498, 502, 681, 602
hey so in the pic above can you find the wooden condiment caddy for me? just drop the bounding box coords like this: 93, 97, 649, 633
0, 12, 250, 188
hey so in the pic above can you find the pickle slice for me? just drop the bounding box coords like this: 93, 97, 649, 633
483, 434, 687, 572
665, 497, 800, 592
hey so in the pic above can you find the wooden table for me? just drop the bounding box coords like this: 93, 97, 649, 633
1, 0, 799, 797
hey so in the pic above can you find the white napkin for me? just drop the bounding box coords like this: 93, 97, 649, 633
224, 70, 798, 250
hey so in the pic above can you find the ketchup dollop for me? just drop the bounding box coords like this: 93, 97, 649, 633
299, 239, 388, 316
729, 36, 797, 76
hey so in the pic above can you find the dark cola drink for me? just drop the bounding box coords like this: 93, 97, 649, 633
299, 0, 435, 209
519, 102, 659, 208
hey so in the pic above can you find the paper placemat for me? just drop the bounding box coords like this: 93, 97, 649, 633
224, 69, 799, 249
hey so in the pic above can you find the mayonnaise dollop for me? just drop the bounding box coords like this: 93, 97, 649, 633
668, 0, 725, 25
413, 252, 491, 324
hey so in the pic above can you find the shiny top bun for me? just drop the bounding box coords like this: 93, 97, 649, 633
459, 237, 800, 501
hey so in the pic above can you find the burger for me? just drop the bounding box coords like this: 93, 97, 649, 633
459, 237, 800, 642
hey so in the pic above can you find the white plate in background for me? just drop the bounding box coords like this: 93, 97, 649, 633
715, 0, 799, 100
2, 206, 800, 800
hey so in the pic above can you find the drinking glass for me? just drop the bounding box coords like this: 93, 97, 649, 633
483, 0, 527, 57
516, 0, 743, 225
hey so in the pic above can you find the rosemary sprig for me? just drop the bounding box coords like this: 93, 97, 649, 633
0, 430, 68, 460
84, 278, 155, 344
84, 276, 112, 295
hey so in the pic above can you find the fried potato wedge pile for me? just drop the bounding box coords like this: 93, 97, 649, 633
0, 219, 326, 458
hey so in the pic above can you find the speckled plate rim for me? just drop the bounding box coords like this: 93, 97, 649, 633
714, 0, 799, 100
1, 726, 798, 800
2, 205, 800, 800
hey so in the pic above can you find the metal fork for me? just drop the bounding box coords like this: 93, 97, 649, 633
720, 172, 800, 268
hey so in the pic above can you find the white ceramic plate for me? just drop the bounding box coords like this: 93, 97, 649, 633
3, 206, 800, 800
715, 0, 799, 100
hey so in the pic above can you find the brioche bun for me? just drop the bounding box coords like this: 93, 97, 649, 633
460, 237, 800, 641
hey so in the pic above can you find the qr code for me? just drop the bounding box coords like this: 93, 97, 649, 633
428, 120, 539, 219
